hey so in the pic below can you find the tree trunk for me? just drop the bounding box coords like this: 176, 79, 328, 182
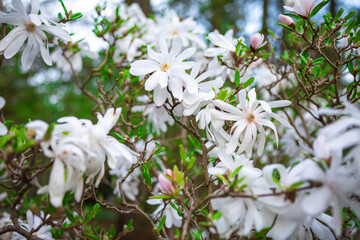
126, 0, 152, 16
262, 0, 269, 37
330, 0, 336, 17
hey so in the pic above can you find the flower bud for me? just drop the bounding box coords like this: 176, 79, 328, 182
279, 14, 295, 29
158, 174, 175, 195
250, 33, 266, 52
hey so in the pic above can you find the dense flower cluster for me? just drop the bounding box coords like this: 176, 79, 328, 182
0, 0, 359, 239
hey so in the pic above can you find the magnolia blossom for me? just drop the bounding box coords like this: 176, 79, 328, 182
210, 88, 292, 157
114, 35, 145, 63
209, 152, 271, 237
250, 33, 267, 51
51, 42, 97, 73
182, 64, 224, 116
155, 10, 206, 49
130, 36, 197, 105
132, 95, 175, 134
300, 158, 360, 236
0, 96, 7, 136
0, 0, 71, 69
13, 210, 53, 240
147, 199, 182, 228
284, 0, 318, 18
28, 108, 138, 207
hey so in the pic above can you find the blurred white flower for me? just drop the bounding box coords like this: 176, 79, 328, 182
0, 0, 71, 69
284, 0, 318, 18
51, 42, 97, 72
13, 210, 53, 240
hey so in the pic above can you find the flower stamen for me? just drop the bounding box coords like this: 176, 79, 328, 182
246, 113, 255, 123
161, 63, 170, 72
26, 22, 36, 32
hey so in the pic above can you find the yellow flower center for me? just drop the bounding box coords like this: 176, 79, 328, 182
26, 22, 36, 32
161, 63, 170, 72
246, 113, 255, 123
173, 30, 179, 35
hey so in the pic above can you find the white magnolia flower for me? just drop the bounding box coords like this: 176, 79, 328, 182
51, 42, 97, 73
0, 0, 71, 69
29, 108, 138, 207
156, 10, 206, 49
132, 96, 174, 134
182, 63, 224, 116
210, 152, 270, 238
146, 199, 182, 228
13, 210, 53, 240
284, 0, 318, 18
210, 88, 292, 157
130, 36, 197, 106
0, 96, 7, 136
114, 35, 145, 63
300, 158, 360, 236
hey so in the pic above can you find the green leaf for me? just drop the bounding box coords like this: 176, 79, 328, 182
154, 146, 166, 155
267, 29, 277, 38
136, 125, 143, 139
149, 195, 173, 199
310, 0, 329, 18
277, 23, 294, 31
58, 0, 68, 14
212, 212, 222, 220
142, 163, 152, 187
334, 8, 344, 20
288, 181, 304, 190
70, 12, 83, 20
243, 77, 255, 88
234, 69, 240, 87
229, 165, 243, 179
312, 57, 324, 65
113, 132, 126, 141
299, 54, 308, 65
157, 216, 166, 232
282, 13, 302, 19
82, 233, 100, 240
187, 156, 196, 170
44, 122, 56, 141
179, 144, 186, 162
214, 174, 229, 185
348, 61, 355, 74
109, 225, 116, 238
345, 10, 356, 21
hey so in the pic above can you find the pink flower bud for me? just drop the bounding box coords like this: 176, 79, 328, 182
250, 33, 266, 52
158, 174, 175, 195
279, 14, 295, 28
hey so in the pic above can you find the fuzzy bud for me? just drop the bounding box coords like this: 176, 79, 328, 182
250, 33, 266, 52
279, 14, 295, 29
158, 174, 175, 195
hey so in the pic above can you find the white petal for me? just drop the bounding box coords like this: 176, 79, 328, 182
302, 187, 332, 216
130, 60, 159, 76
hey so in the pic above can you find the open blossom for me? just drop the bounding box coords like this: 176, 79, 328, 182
250, 33, 267, 51
210, 88, 292, 157
130, 36, 197, 106
13, 210, 53, 240
284, 0, 318, 18
27, 108, 138, 207
51, 42, 97, 73
0, 0, 71, 69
